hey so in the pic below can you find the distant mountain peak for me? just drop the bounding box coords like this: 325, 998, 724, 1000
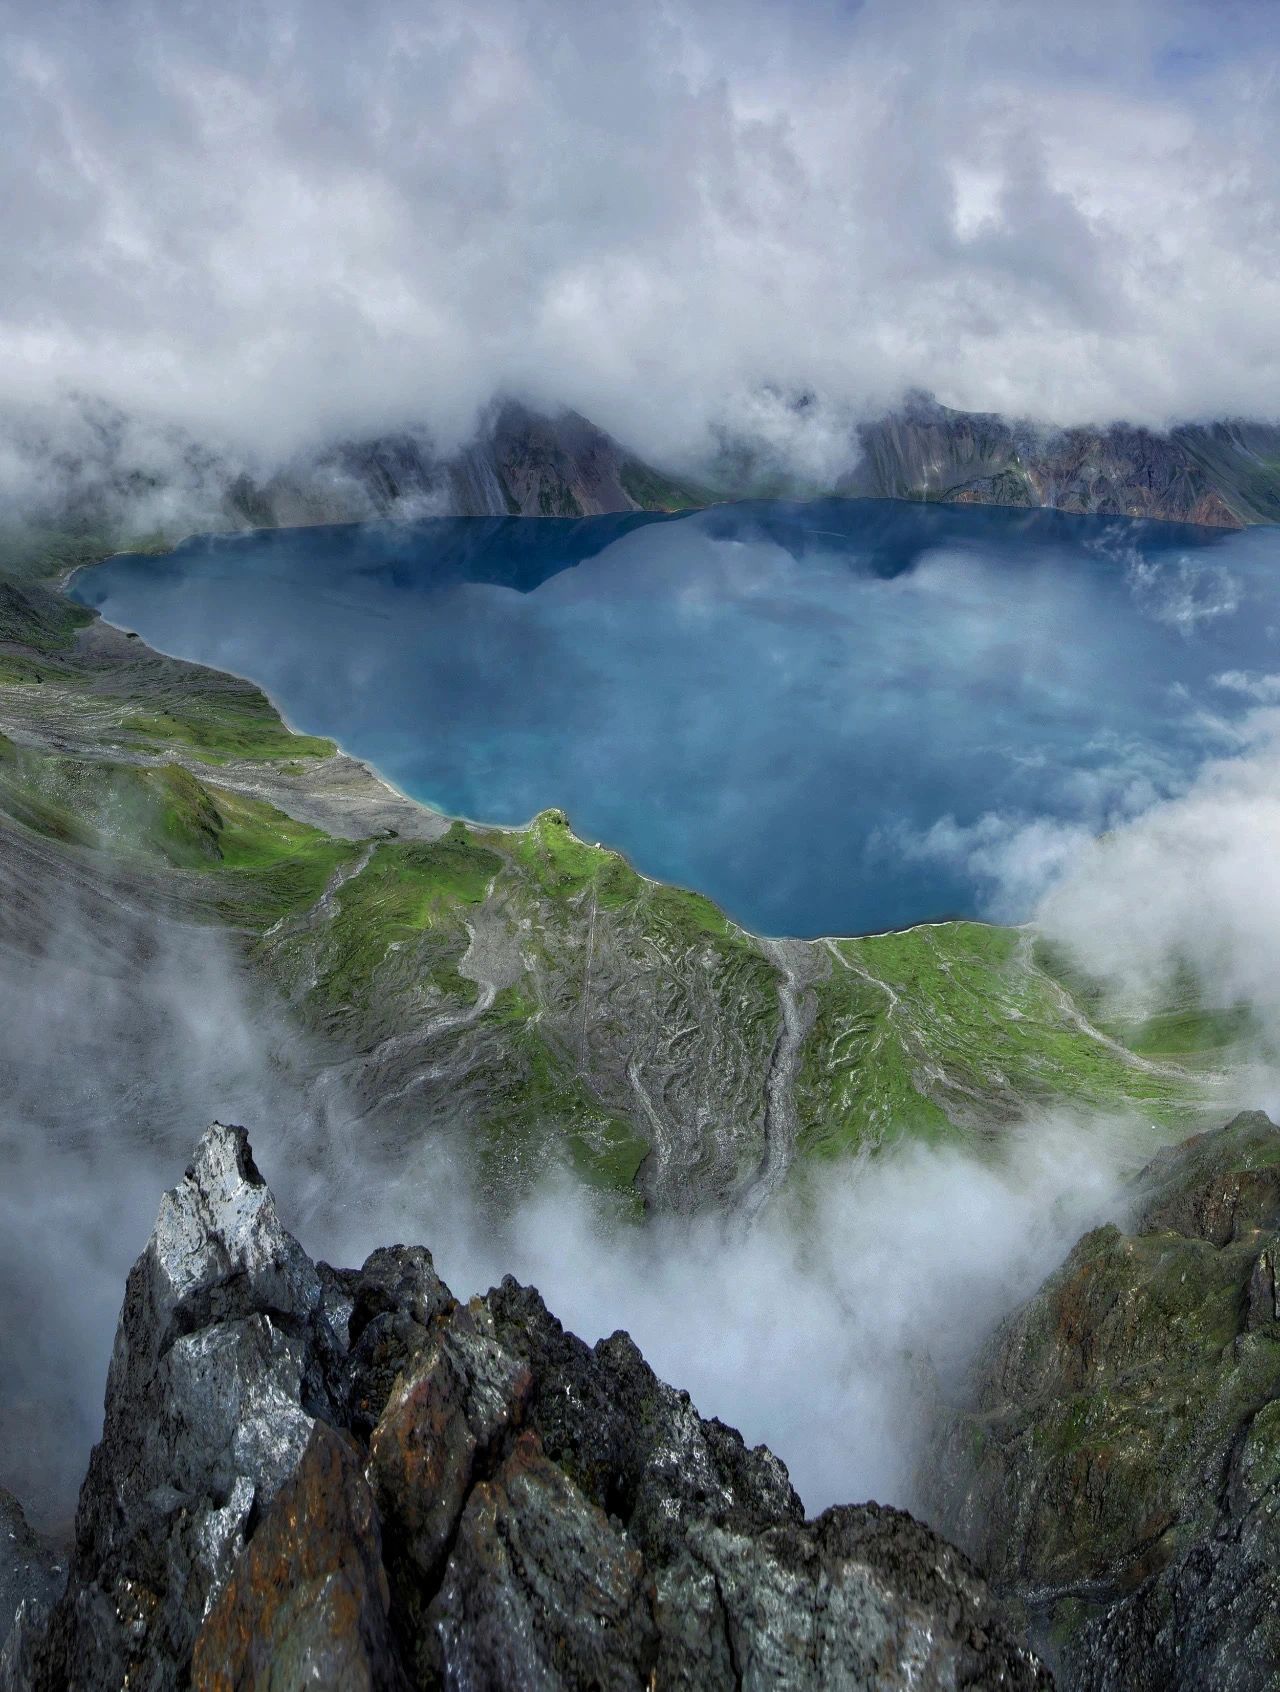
3, 391, 1280, 542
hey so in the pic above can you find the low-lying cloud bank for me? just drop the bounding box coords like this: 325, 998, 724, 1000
905, 693, 1280, 1073
1036, 709, 1280, 1022
0, 852, 1136, 1536
370, 1122, 1136, 1516
2, 0, 1280, 471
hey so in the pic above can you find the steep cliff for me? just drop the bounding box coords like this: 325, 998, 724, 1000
0, 1494, 62, 1662
244, 401, 715, 527
926, 1110, 1280, 1689
8, 392, 1280, 547
840, 397, 1280, 529
2, 1123, 1049, 1691
0, 398, 712, 542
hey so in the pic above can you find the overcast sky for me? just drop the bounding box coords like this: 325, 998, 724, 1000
4, 0, 1279, 460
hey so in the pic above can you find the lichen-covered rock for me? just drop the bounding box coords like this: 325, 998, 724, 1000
368, 1297, 533, 1671
339, 1246, 457, 1442
424, 1429, 657, 1690
13, 1123, 1050, 1690
656, 1503, 1040, 1691
483, 1278, 803, 1564
190, 1422, 403, 1692
926, 1110, 1280, 1690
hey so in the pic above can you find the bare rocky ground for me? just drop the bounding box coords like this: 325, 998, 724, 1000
67, 623, 455, 844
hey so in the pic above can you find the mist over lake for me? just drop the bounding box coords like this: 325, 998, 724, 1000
75, 498, 1280, 936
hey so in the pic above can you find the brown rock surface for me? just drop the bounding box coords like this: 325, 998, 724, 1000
191, 1422, 402, 1692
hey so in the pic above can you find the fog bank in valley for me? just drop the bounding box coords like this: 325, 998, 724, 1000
0, 856, 1135, 1536
384, 1123, 1137, 1515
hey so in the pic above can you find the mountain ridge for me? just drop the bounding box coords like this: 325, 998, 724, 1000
8, 393, 1280, 548
839, 401, 1280, 528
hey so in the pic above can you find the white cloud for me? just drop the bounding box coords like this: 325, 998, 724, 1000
0, 0, 1278, 466
1213, 670, 1280, 703
1127, 556, 1242, 634
1034, 709, 1280, 1015
896, 811, 1094, 921
898, 702, 1280, 1036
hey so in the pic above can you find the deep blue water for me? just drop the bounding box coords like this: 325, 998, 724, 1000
74, 499, 1280, 936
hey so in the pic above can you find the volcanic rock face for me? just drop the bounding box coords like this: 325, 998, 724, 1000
2, 1123, 1049, 1690
13, 390, 1280, 543
251, 402, 707, 527
140, 403, 1280, 532
0, 1493, 63, 1660
841, 398, 1280, 528
926, 1110, 1280, 1691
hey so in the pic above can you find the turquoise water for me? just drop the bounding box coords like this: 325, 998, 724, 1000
74, 499, 1280, 936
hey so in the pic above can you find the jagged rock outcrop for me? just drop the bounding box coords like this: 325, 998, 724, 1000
4, 1122, 1049, 1690
926, 1110, 1280, 1690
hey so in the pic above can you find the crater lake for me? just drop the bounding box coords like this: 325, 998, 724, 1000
73, 498, 1280, 937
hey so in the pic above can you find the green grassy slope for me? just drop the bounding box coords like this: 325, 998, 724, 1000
618, 460, 718, 513
0, 535, 1242, 1213
795, 925, 1214, 1162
